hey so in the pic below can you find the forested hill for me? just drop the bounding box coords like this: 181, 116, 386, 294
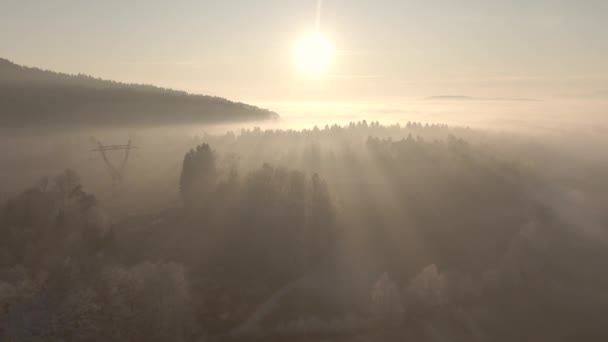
0, 58, 278, 127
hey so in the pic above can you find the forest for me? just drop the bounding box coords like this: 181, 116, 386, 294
2, 1, 607, 340
1, 121, 607, 341
0, 58, 278, 127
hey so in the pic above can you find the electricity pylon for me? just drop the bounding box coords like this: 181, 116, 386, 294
91, 139, 136, 193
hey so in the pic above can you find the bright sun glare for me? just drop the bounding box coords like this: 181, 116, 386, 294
294, 32, 334, 79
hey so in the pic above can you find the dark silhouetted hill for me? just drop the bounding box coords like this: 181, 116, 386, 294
0, 58, 278, 127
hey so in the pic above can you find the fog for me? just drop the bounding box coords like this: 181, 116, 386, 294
2, 0, 608, 338
264, 98, 608, 133
2, 104, 608, 341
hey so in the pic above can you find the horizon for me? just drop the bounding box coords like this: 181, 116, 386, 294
3, 55, 606, 133
2, 1, 607, 105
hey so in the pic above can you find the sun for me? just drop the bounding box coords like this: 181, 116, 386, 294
293, 32, 334, 79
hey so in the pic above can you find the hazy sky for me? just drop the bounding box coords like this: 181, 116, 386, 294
1, 0, 607, 105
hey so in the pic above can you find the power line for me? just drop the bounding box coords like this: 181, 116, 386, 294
91, 139, 136, 193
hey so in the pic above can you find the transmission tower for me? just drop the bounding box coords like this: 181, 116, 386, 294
91, 139, 137, 192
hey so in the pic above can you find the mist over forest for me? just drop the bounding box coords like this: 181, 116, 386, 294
2, 91, 608, 342
1, 0, 608, 336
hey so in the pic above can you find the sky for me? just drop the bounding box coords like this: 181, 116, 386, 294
1, 0, 607, 114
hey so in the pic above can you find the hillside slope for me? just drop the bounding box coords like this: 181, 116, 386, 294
0, 58, 278, 126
